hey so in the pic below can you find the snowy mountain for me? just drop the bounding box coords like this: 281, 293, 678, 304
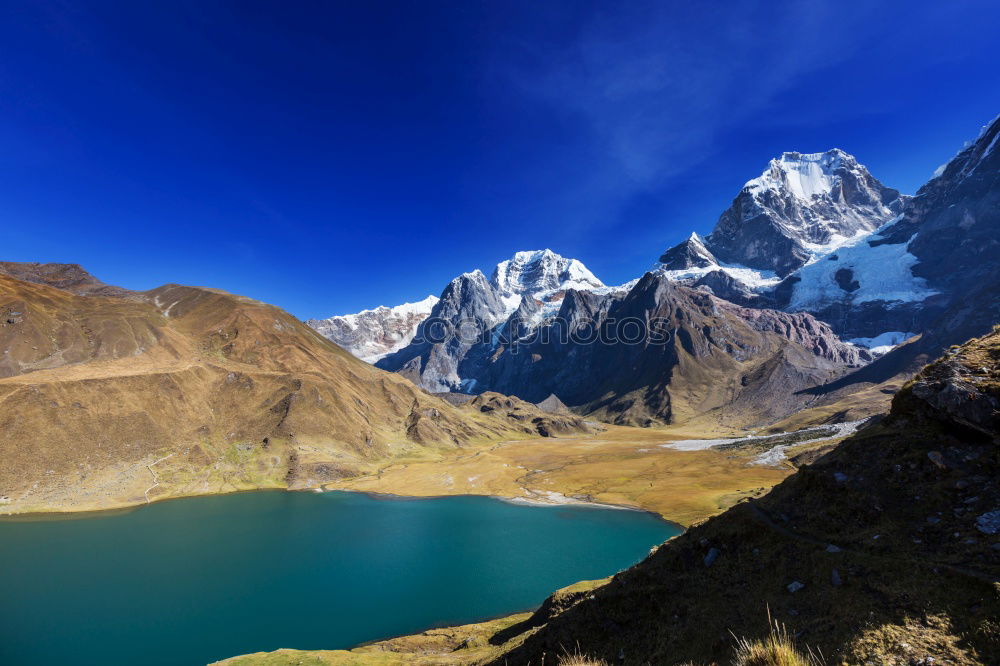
775, 114, 1000, 340
657, 149, 905, 280
385, 270, 873, 426
491, 249, 604, 298
654, 116, 1000, 350
306, 295, 438, 363
323, 116, 1000, 429
375, 250, 613, 391
311, 249, 610, 379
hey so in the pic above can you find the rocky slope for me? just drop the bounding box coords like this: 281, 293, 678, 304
378, 261, 873, 428
311, 250, 607, 372
657, 116, 999, 351
363, 151, 916, 424
306, 295, 438, 363
313, 117, 998, 434
0, 264, 588, 514
487, 326, 1000, 665
0, 261, 135, 298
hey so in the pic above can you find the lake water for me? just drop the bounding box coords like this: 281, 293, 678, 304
0, 490, 679, 665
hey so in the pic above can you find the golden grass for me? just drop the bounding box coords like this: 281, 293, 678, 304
557, 654, 608, 666
731, 614, 822, 666
212, 613, 533, 665
323, 424, 792, 526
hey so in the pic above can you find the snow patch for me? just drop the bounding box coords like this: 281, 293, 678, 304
787, 218, 938, 310
657, 262, 783, 290
847, 331, 917, 355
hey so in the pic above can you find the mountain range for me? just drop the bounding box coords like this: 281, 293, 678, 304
3, 114, 997, 509
310, 115, 1000, 429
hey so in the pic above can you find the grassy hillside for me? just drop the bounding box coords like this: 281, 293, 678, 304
0, 266, 592, 514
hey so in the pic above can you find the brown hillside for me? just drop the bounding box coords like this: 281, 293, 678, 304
0, 264, 589, 513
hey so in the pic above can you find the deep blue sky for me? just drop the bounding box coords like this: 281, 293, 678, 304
2, 1, 999, 318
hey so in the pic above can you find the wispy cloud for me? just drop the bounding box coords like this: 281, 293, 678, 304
497, 1, 878, 187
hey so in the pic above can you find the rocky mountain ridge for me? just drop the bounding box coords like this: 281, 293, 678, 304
309, 115, 998, 433
657, 116, 1000, 347
372, 250, 625, 393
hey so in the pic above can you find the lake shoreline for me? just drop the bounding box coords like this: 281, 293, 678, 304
0, 485, 683, 532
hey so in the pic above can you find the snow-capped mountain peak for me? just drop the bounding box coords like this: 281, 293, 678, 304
749, 149, 850, 200
490, 249, 604, 296
306, 294, 439, 363
675, 147, 907, 276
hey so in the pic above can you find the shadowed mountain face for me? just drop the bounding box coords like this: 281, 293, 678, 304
318, 118, 999, 435
654, 118, 1000, 351
487, 327, 1000, 666
473, 273, 871, 427
364, 149, 925, 426
374, 251, 624, 394
380, 267, 872, 428
370, 257, 875, 429
0, 264, 589, 513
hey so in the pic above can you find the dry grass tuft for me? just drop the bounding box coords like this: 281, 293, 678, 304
732, 613, 822, 666
557, 648, 609, 666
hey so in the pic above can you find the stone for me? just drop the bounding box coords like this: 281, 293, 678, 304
975, 510, 1000, 535
927, 451, 947, 469
787, 581, 805, 593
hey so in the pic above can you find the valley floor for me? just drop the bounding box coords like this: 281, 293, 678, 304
1, 421, 848, 527
321, 424, 812, 527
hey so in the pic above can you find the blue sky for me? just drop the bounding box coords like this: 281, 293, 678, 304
2, 1, 999, 318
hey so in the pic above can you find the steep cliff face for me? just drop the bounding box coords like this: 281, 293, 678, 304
489, 327, 1000, 666
649, 116, 999, 363
774, 116, 1000, 346
708, 149, 905, 276
490, 249, 603, 296
377, 269, 508, 392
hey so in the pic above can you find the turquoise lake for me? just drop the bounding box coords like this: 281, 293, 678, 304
0, 490, 679, 665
